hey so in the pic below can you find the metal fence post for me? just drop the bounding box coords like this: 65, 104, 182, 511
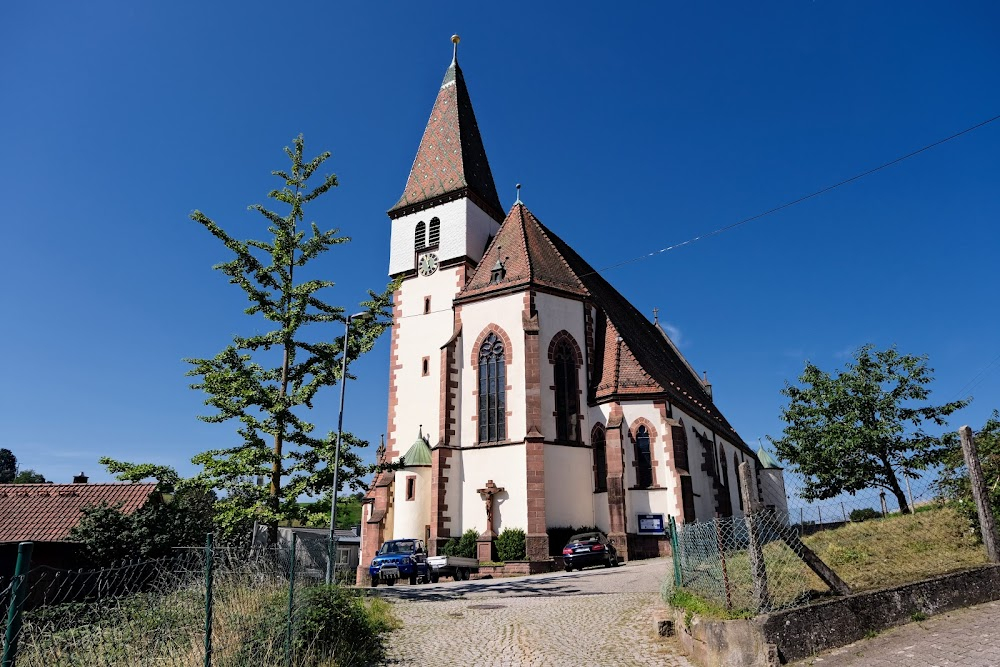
203, 533, 214, 667
285, 534, 297, 667
1, 541, 34, 667
960, 425, 1000, 563
714, 518, 733, 610
739, 462, 771, 614
669, 515, 681, 587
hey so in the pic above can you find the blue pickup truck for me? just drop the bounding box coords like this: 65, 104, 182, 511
368, 538, 431, 587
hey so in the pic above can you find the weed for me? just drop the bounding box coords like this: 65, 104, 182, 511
911, 611, 927, 622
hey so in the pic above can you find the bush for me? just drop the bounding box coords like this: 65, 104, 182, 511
496, 528, 526, 562
442, 528, 479, 558
850, 507, 881, 523
293, 585, 399, 666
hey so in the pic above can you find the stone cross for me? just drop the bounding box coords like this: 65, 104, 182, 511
477, 480, 505, 536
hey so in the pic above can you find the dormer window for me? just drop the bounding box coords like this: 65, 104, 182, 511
415, 221, 426, 251
428, 217, 440, 248
489, 259, 505, 285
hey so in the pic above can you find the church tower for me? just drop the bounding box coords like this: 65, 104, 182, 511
379, 37, 504, 546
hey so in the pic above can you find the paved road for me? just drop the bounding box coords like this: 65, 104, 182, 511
792, 600, 1000, 667
377, 558, 691, 666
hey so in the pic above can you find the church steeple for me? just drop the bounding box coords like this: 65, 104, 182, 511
388, 37, 504, 222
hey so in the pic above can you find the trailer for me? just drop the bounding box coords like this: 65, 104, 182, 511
426, 555, 479, 582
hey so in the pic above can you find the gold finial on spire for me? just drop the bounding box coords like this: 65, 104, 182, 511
452, 34, 461, 63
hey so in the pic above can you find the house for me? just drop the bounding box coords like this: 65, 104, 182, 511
359, 39, 787, 582
250, 525, 361, 579
0, 477, 158, 575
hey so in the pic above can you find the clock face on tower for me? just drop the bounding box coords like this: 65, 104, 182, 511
418, 253, 439, 276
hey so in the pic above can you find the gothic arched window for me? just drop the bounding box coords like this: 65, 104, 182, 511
592, 426, 607, 492
719, 444, 733, 517
428, 217, 440, 247
415, 221, 426, 251
734, 453, 744, 511
553, 339, 580, 442
636, 425, 652, 489
478, 333, 506, 443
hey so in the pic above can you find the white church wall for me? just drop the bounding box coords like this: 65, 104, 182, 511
388, 199, 499, 275
543, 445, 595, 529
391, 265, 463, 450
593, 492, 610, 533
672, 404, 723, 522
458, 293, 527, 445
391, 467, 432, 540
464, 199, 503, 265
453, 444, 528, 535
534, 292, 588, 441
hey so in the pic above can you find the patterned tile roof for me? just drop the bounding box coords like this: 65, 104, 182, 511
459, 202, 746, 448
458, 203, 588, 299
0, 483, 158, 543
388, 59, 503, 221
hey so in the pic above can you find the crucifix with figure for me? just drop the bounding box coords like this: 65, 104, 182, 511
476, 480, 505, 562
477, 480, 505, 536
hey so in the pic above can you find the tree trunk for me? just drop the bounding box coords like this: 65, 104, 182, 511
886, 471, 910, 514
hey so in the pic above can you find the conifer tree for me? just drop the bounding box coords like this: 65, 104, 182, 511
186, 136, 394, 543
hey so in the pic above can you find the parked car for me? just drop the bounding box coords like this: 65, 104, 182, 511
561, 531, 620, 571
369, 539, 431, 586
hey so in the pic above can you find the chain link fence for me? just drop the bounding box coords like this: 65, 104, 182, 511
1, 537, 390, 667
668, 461, 993, 616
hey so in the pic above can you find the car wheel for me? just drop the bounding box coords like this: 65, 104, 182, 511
409, 572, 417, 586
385, 578, 395, 587
371, 576, 379, 587
565, 564, 573, 572
430, 570, 439, 584
605, 554, 613, 568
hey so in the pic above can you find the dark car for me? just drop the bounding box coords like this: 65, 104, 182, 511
561, 531, 620, 571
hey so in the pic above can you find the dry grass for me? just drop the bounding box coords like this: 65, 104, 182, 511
802, 505, 986, 591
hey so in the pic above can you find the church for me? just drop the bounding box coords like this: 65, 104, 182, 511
358, 38, 786, 580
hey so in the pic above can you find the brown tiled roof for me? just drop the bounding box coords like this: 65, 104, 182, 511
388, 59, 503, 221
458, 203, 588, 300
0, 483, 158, 543
458, 202, 746, 448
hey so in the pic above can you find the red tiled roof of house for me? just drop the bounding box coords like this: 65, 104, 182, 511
0, 483, 158, 543
459, 202, 748, 450
388, 58, 503, 221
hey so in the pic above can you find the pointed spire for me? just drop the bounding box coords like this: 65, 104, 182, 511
388, 37, 504, 221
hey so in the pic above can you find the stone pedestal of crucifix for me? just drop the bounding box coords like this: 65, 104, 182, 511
476, 479, 504, 562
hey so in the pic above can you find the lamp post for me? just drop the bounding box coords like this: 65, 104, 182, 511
326, 311, 369, 585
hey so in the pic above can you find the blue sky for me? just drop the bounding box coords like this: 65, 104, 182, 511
1, 2, 998, 489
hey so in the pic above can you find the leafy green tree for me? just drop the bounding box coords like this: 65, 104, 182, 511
938, 411, 1000, 528
303, 491, 364, 530
771, 345, 969, 513
186, 135, 394, 543
13, 469, 46, 484
71, 458, 216, 565
0, 448, 16, 483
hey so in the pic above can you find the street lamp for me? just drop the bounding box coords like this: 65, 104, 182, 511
326, 310, 369, 585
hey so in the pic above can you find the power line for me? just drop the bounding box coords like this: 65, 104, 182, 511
579, 112, 1000, 278
952, 351, 1000, 401
394, 111, 1000, 320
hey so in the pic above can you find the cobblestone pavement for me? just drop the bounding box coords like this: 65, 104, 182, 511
791, 600, 1000, 667
377, 558, 692, 666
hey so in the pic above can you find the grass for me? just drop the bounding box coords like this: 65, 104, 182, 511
801, 505, 986, 591
670, 505, 988, 618
667, 588, 755, 621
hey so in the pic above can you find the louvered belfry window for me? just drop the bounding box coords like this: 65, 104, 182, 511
553, 340, 579, 442
478, 333, 506, 442
428, 217, 440, 247
415, 221, 426, 251
636, 425, 653, 488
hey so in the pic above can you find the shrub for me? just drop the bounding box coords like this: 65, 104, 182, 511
442, 528, 479, 558
850, 507, 881, 523
496, 528, 526, 562
293, 585, 399, 666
